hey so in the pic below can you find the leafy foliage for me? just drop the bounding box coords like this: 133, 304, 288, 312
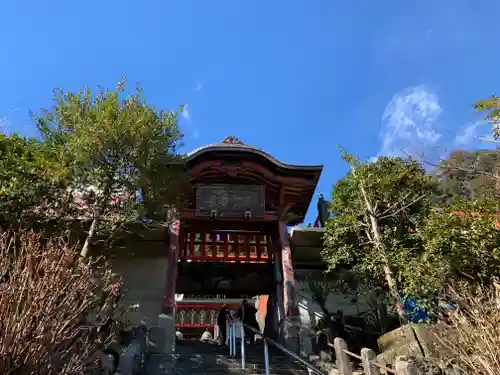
418, 198, 500, 288
0, 133, 71, 229
360, 292, 395, 333
300, 280, 335, 317
32, 79, 186, 256
322, 155, 437, 297
474, 95, 500, 139
436, 149, 500, 200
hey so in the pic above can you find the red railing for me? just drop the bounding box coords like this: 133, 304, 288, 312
175, 303, 229, 328
179, 231, 272, 262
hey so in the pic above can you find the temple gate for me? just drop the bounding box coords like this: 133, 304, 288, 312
159, 136, 322, 354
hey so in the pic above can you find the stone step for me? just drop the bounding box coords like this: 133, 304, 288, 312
155, 340, 316, 375
172, 370, 309, 375
175, 357, 305, 369
172, 369, 309, 374
145, 362, 309, 375
173, 362, 305, 370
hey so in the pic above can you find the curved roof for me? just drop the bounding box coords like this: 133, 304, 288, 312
186, 136, 323, 172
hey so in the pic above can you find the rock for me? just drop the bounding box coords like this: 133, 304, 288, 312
377, 324, 443, 365
200, 330, 213, 342
413, 358, 442, 375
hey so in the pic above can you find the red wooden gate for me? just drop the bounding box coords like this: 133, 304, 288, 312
179, 231, 272, 262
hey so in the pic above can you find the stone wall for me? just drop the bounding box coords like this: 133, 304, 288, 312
108, 254, 168, 326
294, 269, 372, 355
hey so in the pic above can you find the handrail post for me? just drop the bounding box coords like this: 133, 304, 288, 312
234, 317, 327, 375
334, 337, 352, 375
232, 323, 236, 356
240, 321, 246, 369
263, 338, 270, 375
228, 323, 233, 356
361, 348, 380, 375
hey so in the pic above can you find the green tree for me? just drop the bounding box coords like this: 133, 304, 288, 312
418, 198, 500, 288
474, 95, 500, 139
429, 95, 500, 202
322, 152, 437, 322
436, 149, 500, 200
33, 79, 186, 257
0, 133, 70, 229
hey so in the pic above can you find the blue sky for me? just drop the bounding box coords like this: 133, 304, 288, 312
1, 0, 500, 224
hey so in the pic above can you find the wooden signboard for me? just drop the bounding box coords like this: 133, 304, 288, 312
196, 184, 265, 218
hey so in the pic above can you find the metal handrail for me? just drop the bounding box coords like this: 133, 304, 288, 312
227, 316, 327, 375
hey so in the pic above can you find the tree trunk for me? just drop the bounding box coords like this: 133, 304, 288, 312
355, 176, 408, 324
79, 181, 113, 259
80, 215, 100, 258
368, 211, 408, 324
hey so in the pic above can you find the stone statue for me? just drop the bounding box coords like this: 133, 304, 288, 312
221, 136, 244, 145
317, 193, 331, 228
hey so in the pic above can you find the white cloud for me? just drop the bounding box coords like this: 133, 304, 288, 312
455, 120, 493, 144
182, 104, 191, 121
180, 103, 200, 138
454, 120, 496, 150
379, 85, 442, 158
195, 82, 203, 91
0, 116, 10, 131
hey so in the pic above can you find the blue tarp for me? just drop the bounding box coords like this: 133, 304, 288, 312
402, 296, 430, 323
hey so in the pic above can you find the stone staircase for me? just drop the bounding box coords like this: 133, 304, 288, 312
144, 339, 312, 375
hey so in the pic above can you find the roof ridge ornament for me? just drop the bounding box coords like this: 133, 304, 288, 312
221, 136, 245, 145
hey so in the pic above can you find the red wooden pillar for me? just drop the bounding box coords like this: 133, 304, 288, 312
278, 220, 300, 351
163, 219, 181, 314
278, 220, 298, 317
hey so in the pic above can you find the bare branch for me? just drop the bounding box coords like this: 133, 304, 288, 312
356, 220, 369, 228
359, 240, 374, 247
378, 191, 414, 217
363, 228, 373, 243
473, 136, 500, 144
424, 159, 500, 183
379, 193, 428, 220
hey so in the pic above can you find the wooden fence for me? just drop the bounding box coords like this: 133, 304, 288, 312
326, 337, 418, 375
329, 337, 397, 374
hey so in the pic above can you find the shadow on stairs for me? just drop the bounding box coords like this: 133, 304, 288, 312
144, 339, 312, 375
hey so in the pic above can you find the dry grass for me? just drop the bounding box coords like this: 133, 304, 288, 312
0, 231, 123, 375
433, 285, 500, 375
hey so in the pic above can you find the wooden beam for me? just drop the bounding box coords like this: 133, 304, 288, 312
181, 210, 280, 223
279, 184, 285, 206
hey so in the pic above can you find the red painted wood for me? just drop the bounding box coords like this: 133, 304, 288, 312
179, 253, 268, 261
178, 231, 271, 262
201, 232, 206, 258
256, 234, 262, 259
189, 160, 319, 186
245, 235, 250, 260
234, 234, 240, 259
279, 220, 298, 317
188, 232, 195, 258
212, 232, 218, 259
176, 324, 214, 328
223, 232, 229, 258
180, 210, 280, 222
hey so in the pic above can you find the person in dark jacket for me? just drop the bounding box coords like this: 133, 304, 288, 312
237, 299, 258, 345
217, 304, 229, 344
